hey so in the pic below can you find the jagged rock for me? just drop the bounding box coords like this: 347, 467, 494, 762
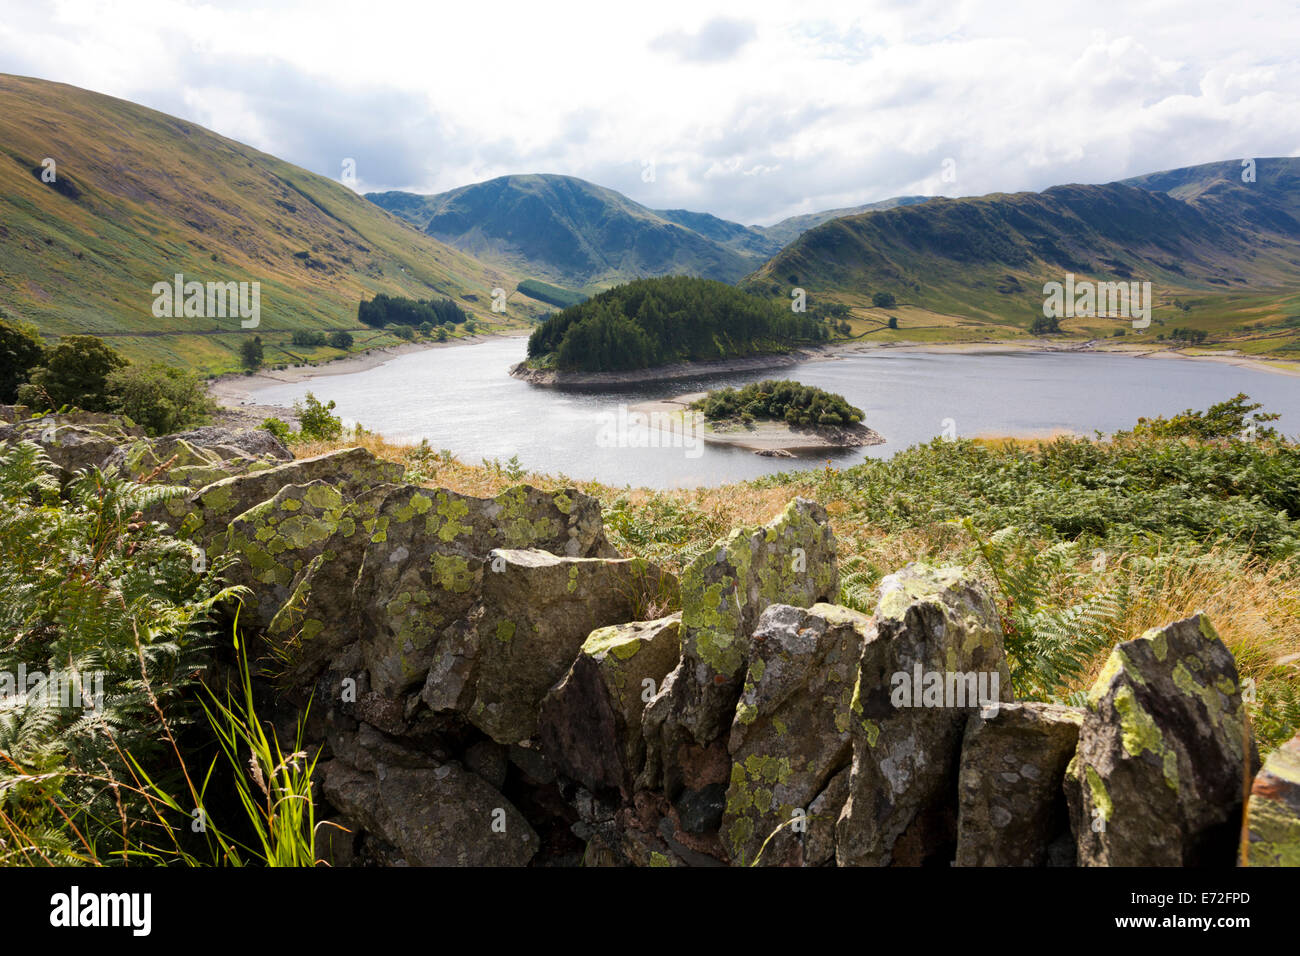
721, 603, 867, 865
223, 480, 360, 628
465, 549, 676, 744
1244, 730, 1300, 866
538, 613, 681, 796
321, 756, 539, 866
0, 405, 32, 423
804, 766, 851, 866
0, 413, 144, 477
640, 498, 839, 805
955, 702, 1083, 866
352, 485, 622, 698
836, 564, 1013, 867
107, 425, 290, 488
464, 739, 510, 790
163, 446, 403, 545
1067, 613, 1258, 866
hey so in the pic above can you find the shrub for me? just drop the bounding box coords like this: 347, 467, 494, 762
106, 363, 215, 436
0, 315, 45, 403
327, 330, 353, 350
240, 335, 264, 371
290, 330, 327, 348
872, 291, 897, 309
293, 392, 343, 441
18, 335, 128, 411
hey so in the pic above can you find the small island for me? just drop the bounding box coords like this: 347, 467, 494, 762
511, 276, 829, 385
634, 380, 885, 456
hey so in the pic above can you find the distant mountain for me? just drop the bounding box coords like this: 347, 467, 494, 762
368, 174, 781, 290
0, 74, 537, 372
748, 159, 1300, 351
752, 196, 932, 247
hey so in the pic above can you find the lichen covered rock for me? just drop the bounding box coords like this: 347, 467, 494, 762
721, 602, 868, 865
1068, 613, 1258, 866
836, 564, 1012, 867
322, 753, 539, 866
538, 613, 682, 796
641, 498, 839, 805
1244, 730, 1300, 867
955, 702, 1083, 866
467, 549, 677, 744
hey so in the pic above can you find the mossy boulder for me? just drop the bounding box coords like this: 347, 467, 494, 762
161, 446, 403, 546
720, 602, 868, 865
955, 702, 1083, 866
465, 549, 677, 744
836, 564, 1012, 867
321, 753, 539, 867
353, 484, 621, 698
0, 413, 143, 478
538, 613, 682, 796
1066, 613, 1258, 866
1244, 730, 1300, 866
640, 498, 839, 803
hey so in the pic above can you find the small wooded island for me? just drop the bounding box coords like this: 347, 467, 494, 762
510, 276, 829, 385
634, 380, 885, 456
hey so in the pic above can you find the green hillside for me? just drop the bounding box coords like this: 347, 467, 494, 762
367, 174, 772, 290
0, 74, 547, 374
747, 160, 1300, 356
752, 195, 931, 247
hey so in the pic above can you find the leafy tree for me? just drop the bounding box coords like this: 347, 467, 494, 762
18, 335, 127, 411
872, 291, 897, 309
887, 316, 899, 330
107, 363, 215, 436
293, 392, 343, 441
240, 335, 264, 371
327, 330, 353, 350
0, 315, 45, 403
290, 330, 327, 347
1030, 315, 1061, 335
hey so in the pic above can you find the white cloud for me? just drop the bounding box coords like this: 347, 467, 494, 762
0, 0, 1297, 224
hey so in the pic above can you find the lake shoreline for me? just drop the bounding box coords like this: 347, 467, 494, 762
212, 333, 1300, 429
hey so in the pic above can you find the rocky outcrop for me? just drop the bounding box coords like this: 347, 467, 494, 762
836, 565, 1014, 866
0, 411, 144, 478
955, 702, 1083, 866
1243, 730, 1300, 866
640, 498, 839, 827
1066, 614, 1258, 866
721, 602, 867, 865
538, 614, 682, 797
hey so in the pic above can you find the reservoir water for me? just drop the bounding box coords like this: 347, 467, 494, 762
245, 337, 1300, 489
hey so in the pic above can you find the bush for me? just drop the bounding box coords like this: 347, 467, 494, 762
240, 335, 264, 371
290, 330, 327, 348
1030, 315, 1061, 335
0, 315, 45, 403
887, 316, 899, 330
260, 417, 293, 443
872, 291, 897, 309
106, 363, 215, 436
18, 335, 128, 411
391, 324, 416, 342
327, 330, 353, 350
293, 392, 343, 441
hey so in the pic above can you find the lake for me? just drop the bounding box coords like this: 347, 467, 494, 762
245, 338, 1300, 489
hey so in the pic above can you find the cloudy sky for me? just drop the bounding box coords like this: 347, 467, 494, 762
1, 0, 1297, 224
